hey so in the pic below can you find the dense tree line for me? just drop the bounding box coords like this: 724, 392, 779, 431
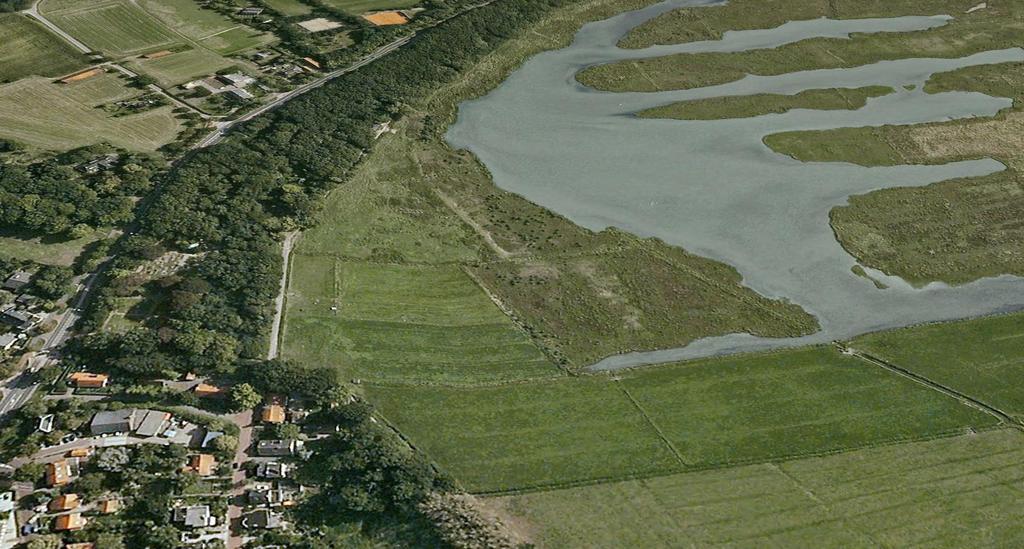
0, 146, 160, 237
0, 0, 30, 12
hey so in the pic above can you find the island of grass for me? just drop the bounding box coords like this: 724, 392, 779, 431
577, 0, 1021, 92
764, 61, 1024, 286
637, 86, 893, 120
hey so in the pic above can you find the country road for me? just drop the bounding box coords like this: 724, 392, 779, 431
266, 231, 298, 360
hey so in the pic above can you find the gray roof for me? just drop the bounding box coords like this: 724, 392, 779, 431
135, 410, 170, 437
175, 504, 212, 528
3, 271, 31, 289
201, 430, 224, 448
1, 308, 31, 324
256, 462, 288, 478
244, 509, 281, 529
91, 409, 136, 432
257, 440, 295, 456
0, 333, 18, 347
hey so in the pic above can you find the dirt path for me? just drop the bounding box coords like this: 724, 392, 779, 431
266, 231, 299, 360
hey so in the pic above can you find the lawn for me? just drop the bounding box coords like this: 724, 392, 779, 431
0, 13, 89, 83
282, 258, 559, 384
0, 226, 108, 266
492, 428, 1024, 547
0, 76, 182, 152
852, 313, 1024, 418
43, 0, 180, 57
263, 0, 313, 16
638, 86, 894, 120
367, 346, 996, 492
322, 0, 420, 14
126, 48, 235, 87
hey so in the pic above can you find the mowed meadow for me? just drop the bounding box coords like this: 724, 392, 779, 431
367, 346, 997, 492
0, 13, 88, 83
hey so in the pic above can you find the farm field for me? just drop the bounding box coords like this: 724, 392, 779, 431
578, 0, 1022, 92
322, 0, 420, 14
263, 0, 313, 16
126, 47, 235, 87
138, 0, 275, 55
852, 313, 1024, 417
0, 76, 182, 152
282, 258, 559, 384
637, 86, 893, 120
0, 13, 88, 83
41, 0, 181, 57
367, 346, 996, 492
765, 61, 1024, 286
492, 428, 1024, 548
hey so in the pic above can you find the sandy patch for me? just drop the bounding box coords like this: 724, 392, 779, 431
297, 17, 342, 32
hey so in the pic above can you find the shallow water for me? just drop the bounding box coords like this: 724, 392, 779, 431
445, 0, 1024, 370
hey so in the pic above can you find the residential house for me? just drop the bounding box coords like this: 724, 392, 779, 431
49, 493, 79, 512
14, 293, 38, 308
174, 504, 214, 528
99, 498, 120, 514
0, 307, 36, 330
135, 409, 171, 437
257, 440, 299, 457
0, 332, 20, 352
2, 271, 31, 292
46, 460, 72, 486
53, 512, 86, 531
193, 383, 223, 398
66, 543, 96, 549
68, 372, 109, 388
256, 461, 288, 479
77, 154, 119, 174
201, 429, 224, 449
242, 508, 282, 529
67, 447, 90, 458
185, 454, 216, 477
89, 409, 136, 435
261, 405, 285, 424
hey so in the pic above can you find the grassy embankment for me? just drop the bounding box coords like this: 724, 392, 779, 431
281, 0, 819, 381
577, 0, 1022, 92
0, 13, 89, 83
637, 85, 893, 120
490, 428, 1024, 547
765, 62, 1024, 285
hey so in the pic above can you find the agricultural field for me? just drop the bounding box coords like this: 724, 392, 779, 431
138, 0, 275, 55
491, 428, 1024, 548
41, 0, 180, 57
852, 313, 1024, 417
578, 0, 1022, 92
367, 346, 996, 492
126, 48, 235, 87
0, 13, 88, 83
765, 61, 1024, 286
637, 86, 893, 120
262, 0, 313, 16
0, 75, 183, 152
322, 0, 420, 14
282, 258, 559, 384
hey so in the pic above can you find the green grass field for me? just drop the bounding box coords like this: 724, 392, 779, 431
492, 428, 1024, 547
282, 258, 559, 384
0, 13, 89, 83
0, 226, 108, 266
138, 0, 274, 55
43, 0, 180, 57
852, 314, 1024, 417
263, 0, 313, 15
322, 0, 420, 14
126, 48, 235, 87
0, 75, 182, 152
638, 86, 893, 120
368, 346, 995, 492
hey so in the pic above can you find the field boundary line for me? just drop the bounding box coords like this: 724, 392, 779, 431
613, 379, 687, 467
469, 424, 1010, 497
839, 343, 1021, 428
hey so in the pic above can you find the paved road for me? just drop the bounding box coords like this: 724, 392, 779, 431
226, 409, 254, 549
23, 1, 90, 53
